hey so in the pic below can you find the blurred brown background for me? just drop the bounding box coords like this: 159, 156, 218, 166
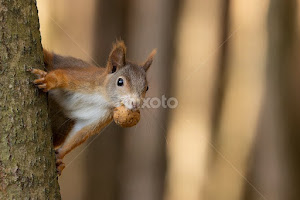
36, 0, 300, 199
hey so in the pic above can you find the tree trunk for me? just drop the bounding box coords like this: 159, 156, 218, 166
0, 0, 61, 199
244, 1, 299, 200
203, 0, 268, 199
210, 0, 230, 138
266, 1, 299, 199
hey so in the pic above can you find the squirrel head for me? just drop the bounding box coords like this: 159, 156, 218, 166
105, 40, 156, 110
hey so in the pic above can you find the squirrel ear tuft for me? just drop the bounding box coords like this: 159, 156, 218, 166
143, 49, 156, 71
108, 40, 126, 73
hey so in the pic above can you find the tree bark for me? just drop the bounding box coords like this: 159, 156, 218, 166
0, 0, 61, 199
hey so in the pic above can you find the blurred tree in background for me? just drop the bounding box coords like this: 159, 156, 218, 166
245, 0, 300, 200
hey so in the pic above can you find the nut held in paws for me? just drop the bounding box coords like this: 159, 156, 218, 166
113, 106, 140, 128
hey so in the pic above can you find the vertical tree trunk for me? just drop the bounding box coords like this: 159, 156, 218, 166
244, 1, 299, 200
164, 1, 222, 199
204, 0, 268, 199
210, 0, 230, 138
0, 0, 61, 199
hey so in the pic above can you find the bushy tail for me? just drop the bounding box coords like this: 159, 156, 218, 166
43, 49, 54, 70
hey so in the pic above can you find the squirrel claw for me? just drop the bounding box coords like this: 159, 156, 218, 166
55, 150, 65, 175
31, 68, 47, 77
37, 83, 47, 89
56, 163, 65, 176
33, 77, 45, 84
55, 158, 65, 176
31, 68, 52, 92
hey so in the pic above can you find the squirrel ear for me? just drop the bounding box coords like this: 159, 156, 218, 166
108, 40, 126, 73
143, 49, 156, 71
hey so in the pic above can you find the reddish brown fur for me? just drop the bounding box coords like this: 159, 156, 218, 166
43, 49, 53, 70
106, 40, 127, 73
56, 116, 113, 160
143, 49, 157, 71
33, 66, 107, 93
30, 41, 156, 175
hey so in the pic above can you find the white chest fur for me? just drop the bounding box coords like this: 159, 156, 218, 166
50, 89, 112, 124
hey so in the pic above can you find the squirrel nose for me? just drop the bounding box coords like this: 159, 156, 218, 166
131, 100, 140, 109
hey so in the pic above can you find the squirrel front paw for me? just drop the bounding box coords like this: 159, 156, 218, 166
30, 68, 56, 92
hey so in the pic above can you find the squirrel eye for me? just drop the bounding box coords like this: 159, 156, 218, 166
117, 78, 124, 86
111, 66, 117, 73
146, 86, 149, 91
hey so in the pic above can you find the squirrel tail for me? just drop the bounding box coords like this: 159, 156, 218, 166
43, 49, 54, 70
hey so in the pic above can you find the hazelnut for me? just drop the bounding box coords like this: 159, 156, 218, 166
113, 106, 140, 128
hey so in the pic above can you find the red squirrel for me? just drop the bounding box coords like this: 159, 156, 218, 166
30, 40, 156, 175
